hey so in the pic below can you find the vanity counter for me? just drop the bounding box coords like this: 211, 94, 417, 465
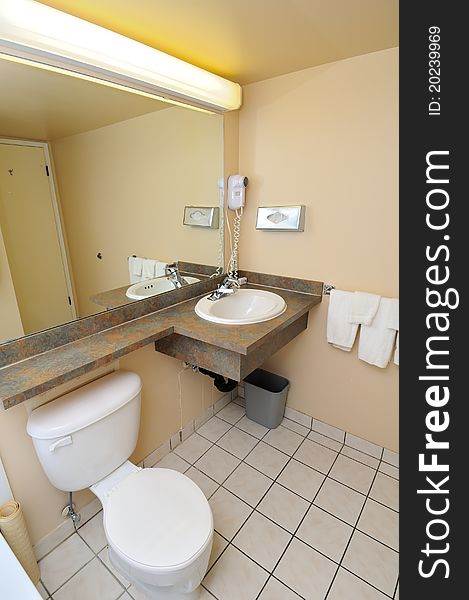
0, 273, 322, 409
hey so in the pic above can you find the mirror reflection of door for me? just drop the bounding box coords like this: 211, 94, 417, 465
0, 142, 75, 337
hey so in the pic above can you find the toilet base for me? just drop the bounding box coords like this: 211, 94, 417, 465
131, 581, 201, 600
108, 540, 212, 600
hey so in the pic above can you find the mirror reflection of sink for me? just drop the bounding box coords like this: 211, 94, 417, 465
126, 276, 200, 300
195, 288, 287, 325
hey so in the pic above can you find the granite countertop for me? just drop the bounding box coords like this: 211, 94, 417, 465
0, 280, 321, 409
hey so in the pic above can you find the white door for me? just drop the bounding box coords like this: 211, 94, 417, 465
0, 143, 74, 335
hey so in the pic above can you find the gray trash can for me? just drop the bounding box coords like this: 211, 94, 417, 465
244, 368, 289, 429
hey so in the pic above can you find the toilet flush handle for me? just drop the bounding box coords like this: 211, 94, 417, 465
49, 436, 73, 452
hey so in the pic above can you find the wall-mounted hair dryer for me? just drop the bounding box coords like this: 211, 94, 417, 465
227, 175, 248, 210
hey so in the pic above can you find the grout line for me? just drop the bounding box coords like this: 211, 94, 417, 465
393, 577, 400, 599
45, 552, 96, 596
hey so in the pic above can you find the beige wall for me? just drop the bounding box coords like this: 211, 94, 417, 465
51, 106, 223, 317
238, 48, 399, 450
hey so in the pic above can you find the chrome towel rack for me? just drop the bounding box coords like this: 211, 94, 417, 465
323, 284, 335, 295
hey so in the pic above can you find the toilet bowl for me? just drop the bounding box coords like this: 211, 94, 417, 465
26, 371, 213, 599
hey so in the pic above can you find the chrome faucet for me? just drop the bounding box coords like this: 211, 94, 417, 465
165, 262, 189, 288
207, 276, 248, 301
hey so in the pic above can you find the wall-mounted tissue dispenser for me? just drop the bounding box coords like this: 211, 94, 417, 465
183, 206, 219, 228
256, 205, 306, 231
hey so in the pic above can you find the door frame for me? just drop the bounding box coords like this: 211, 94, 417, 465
0, 138, 77, 319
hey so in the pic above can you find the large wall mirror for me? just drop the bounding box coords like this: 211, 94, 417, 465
0, 57, 224, 346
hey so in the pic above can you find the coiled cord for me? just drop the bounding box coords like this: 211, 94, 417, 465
228, 207, 242, 279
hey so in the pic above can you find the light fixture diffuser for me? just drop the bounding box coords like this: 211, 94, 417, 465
0, 0, 242, 113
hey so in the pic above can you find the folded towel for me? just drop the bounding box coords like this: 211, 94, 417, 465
326, 289, 359, 351
358, 297, 399, 368
394, 332, 399, 366
349, 292, 381, 325
128, 256, 143, 284
142, 258, 156, 280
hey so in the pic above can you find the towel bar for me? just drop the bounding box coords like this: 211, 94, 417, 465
323, 284, 335, 295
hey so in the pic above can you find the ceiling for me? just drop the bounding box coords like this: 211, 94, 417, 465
39, 0, 398, 85
0, 59, 168, 141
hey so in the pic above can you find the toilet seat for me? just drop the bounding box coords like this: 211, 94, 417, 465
104, 468, 213, 573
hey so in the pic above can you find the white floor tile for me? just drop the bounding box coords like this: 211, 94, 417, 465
209, 487, 252, 540
307, 430, 343, 452
284, 407, 312, 428
185, 467, 219, 499
36, 582, 48, 599
341, 445, 380, 469
233, 511, 292, 571
383, 448, 399, 467
244, 441, 290, 479
236, 415, 269, 439
294, 438, 338, 474
312, 419, 345, 443
257, 483, 309, 533
258, 577, 302, 599
39, 533, 94, 593
274, 538, 337, 600
98, 546, 130, 588
329, 455, 375, 494
263, 426, 304, 455
78, 512, 107, 553
197, 416, 232, 442
345, 433, 382, 459
379, 462, 399, 479
328, 568, 389, 599
223, 462, 273, 507
369, 472, 399, 511
155, 452, 190, 473
277, 459, 325, 502
314, 477, 366, 526
358, 499, 399, 551
217, 427, 258, 459
342, 531, 399, 596
217, 402, 246, 424
214, 393, 231, 414
173, 433, 212, 463
281, 418, 310, 437
296, 505, 353, 562
200, 586, 218, 599
195, 445, 241, 483
53, 557, 124, 600
208, 532, 228, 569
204, 545, 269, 600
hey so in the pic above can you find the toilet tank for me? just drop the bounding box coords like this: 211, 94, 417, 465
26, 371, 142, 492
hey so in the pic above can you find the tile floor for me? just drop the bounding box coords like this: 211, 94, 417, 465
35, 398, 399, 600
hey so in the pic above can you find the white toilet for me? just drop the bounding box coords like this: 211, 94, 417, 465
26, 371, 213, 600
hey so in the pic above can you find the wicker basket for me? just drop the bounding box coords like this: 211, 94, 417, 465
0, 500, 40, 584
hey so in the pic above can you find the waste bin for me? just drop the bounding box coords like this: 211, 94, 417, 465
244, 368, 289, 428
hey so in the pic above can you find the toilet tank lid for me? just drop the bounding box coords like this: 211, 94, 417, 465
26, 371, 142, 440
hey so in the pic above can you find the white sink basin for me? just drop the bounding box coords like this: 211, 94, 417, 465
195, 288, 287, 325
126, 276, 199, 300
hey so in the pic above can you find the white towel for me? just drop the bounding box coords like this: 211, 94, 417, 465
394, 332, 399, 366
142, 258, 156, 280
358, 298, 399, 368
349, 292, 381, 325
128, 256, 143, 284
326, 289, 359, 351
155, 261, 167, 278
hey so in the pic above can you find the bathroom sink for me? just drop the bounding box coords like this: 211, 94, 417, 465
195, 288, 287, 325
126, 276, 199, 300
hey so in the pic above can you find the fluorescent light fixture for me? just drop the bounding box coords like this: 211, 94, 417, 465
0, 0, 242, 113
